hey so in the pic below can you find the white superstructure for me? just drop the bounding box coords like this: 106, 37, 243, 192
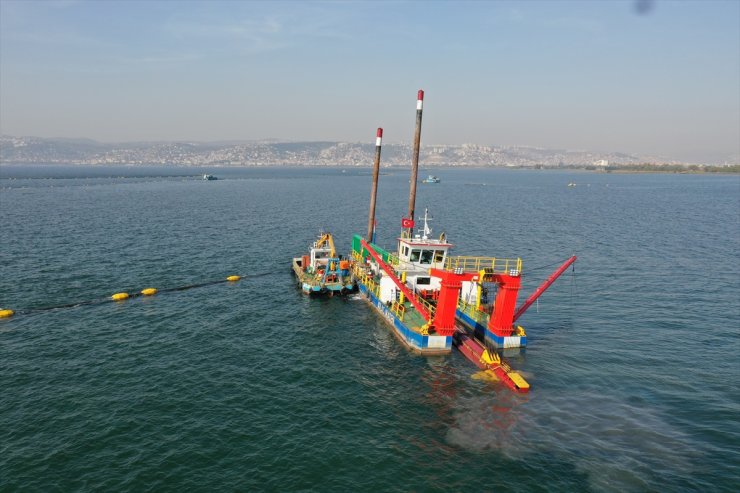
395, 208, 452, 292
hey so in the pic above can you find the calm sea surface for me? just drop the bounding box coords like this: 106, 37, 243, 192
1, 165, 738, 492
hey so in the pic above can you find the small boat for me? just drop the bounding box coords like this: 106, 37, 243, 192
567, 182, 576, 187
203, 174, 217, 180
422, 175, 440, 183
292, 232, 355, 295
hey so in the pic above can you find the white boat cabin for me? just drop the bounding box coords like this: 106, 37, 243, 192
310, 243, 333, 271
395, 209, 451, 293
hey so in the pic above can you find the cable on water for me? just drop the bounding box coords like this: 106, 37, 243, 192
1, 272, 275, 318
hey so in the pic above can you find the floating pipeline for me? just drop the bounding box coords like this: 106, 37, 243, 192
0, 274, 269, 318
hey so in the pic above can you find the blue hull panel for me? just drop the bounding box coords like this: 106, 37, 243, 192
456, 309, 527, 348
302, 283, 352, 294
358, 283, 452, 354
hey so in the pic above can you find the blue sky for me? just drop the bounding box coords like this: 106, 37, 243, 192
1, 0, 738, 163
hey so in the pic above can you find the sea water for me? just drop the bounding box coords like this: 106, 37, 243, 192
1, 165, 738, 492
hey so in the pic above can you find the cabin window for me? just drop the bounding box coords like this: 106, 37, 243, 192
434, 250, 445, 263
420, 250, 434, 264
410, 249, 421, 262
402, 246, 409, 257
416, 277, 431, 285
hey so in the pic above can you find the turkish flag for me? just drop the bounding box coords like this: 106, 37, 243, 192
401, 217, 415, 228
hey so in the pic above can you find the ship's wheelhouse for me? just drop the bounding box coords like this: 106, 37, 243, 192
396, 235, 452, 292
309, 245, 332, 270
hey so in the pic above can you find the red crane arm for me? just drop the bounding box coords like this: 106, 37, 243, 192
513, 256, 577, 322
360, 239, 431, 320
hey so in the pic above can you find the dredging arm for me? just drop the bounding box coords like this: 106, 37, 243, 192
513, 255, 577, 322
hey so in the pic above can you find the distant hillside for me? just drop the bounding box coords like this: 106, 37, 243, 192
0, 134, 693, 168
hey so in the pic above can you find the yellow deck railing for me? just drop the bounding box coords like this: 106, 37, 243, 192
353, 263, 381, 298
444, 256, 522, 276
352, 243, 399, 266
457, 299, 488, 321
416, 296, 436, 318
457, 299, 476, 317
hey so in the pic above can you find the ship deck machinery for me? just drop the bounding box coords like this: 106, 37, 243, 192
293, 233, 354, 295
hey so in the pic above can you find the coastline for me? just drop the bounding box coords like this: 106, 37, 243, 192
2, 161, 738, 175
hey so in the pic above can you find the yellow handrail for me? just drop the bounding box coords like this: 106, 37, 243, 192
416, 296, 436, 318
444, 256, 522, 276
392, 301, 406, 321
353, 252, 433, 319
457, 299, 481, 320
386, 252, 400, 266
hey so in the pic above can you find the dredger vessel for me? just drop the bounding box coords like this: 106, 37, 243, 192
348, 90, 576, 393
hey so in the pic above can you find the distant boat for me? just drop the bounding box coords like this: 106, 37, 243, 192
567, 182, 576, 187
422, 175, 440, 183
203, 174, 217, 181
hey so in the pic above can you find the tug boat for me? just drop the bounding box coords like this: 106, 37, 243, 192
292, 233, 354, 295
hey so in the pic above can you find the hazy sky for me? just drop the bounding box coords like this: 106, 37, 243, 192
1, 0, 738, 163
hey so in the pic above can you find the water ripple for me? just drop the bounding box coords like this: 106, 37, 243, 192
1, 167, 738, 491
